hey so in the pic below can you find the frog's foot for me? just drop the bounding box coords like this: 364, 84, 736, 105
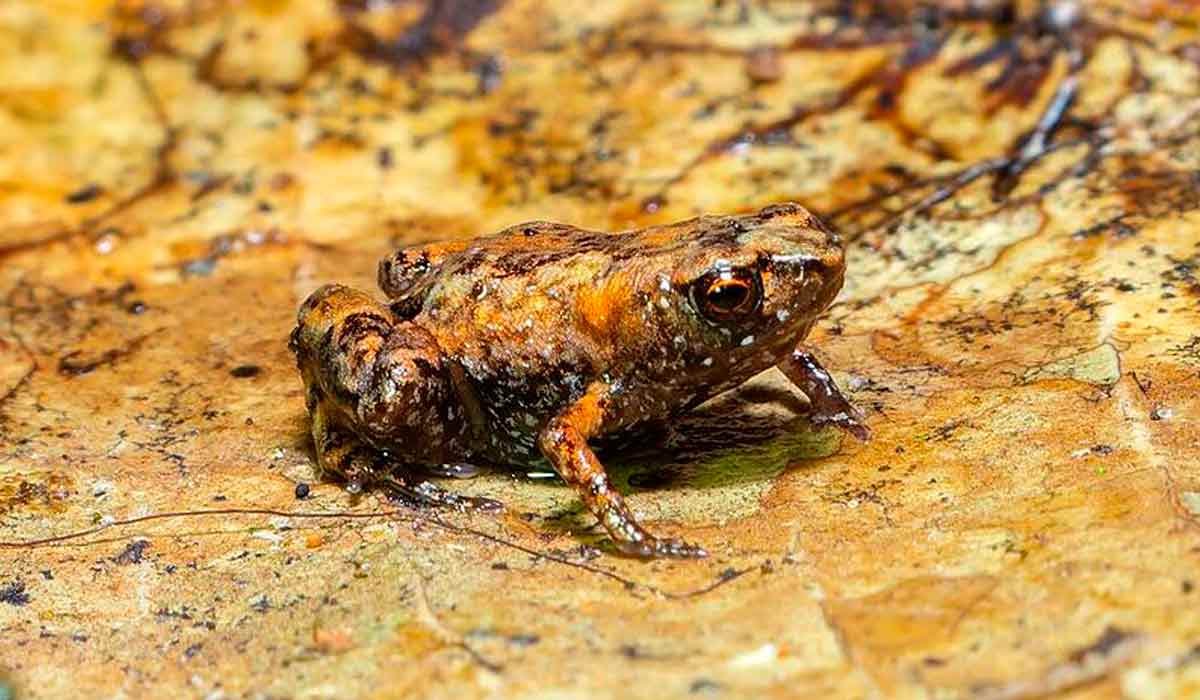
421, 462, 486, 479
308, 400, 385, 495
614, 534, 708, 560
778, 347, 871, 442
309, 402, 502, 513
379, 473, 503, 513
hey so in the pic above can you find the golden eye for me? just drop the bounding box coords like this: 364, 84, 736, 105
691, 267, 762, 321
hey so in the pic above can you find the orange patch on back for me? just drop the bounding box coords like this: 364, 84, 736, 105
575, 274, 632, 341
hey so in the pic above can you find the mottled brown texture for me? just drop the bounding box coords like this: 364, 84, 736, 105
2, 1, 1200, 698
293, 204, 863, 558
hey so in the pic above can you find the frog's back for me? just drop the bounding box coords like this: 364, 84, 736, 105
376, 220, 706, 462
412, 219, 705, 275
413, 224, 650, 425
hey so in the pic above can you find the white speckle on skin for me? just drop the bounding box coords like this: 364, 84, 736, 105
658, 275, 672, 292
701, 357, 713, 367
771, 252, 817, 268
776, 309, 790, 322
740, 335, 755, 346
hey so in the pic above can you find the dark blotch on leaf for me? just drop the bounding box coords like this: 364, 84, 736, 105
509, 633, 539, 647
65, 183, 103, 203
377, 147, 393, 169
182, 257, 218, 277
689, 679, 721, 695
113, 540, 150, 565
0, 581, 30, 606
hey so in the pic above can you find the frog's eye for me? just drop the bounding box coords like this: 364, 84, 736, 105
691, 267, 762, 322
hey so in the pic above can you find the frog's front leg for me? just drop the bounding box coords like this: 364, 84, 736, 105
538, 383, 708, 559
778, 346, 871, 441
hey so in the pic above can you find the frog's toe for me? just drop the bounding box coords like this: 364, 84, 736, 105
844, 417, 872, 442
422, 462, 486, 479
811, 410, 872, 442
615, 535, 709, 560
380, 474, 504, 514
655, 538, 709, 560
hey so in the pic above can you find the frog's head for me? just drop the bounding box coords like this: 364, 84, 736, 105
649, 203, 846, 374
692, 202, 843, 325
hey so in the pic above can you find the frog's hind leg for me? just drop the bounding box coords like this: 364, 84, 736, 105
310, 400, 501, 512
292, 284, 499, 513
308, 399, 379, 495
377, 472, 503, 513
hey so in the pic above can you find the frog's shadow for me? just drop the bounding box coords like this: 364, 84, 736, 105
526, 380, 846, 540
599, 380, 843, 493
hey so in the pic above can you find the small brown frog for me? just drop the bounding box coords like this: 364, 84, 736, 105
290, 203, 868, 559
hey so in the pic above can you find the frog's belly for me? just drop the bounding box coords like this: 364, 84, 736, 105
457, 366, 586, 466
460, 375, 739, 468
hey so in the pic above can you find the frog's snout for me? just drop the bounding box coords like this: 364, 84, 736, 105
814, 251, 846, 311
811, 212, 842, 249
822, 228, 843, 253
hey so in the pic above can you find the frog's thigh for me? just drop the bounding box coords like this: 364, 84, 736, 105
293, 284, 456, 481
293, 284, 394, 405
778, 345, 871, 441
293, 284, 451, 443
537, 383, 707, 559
